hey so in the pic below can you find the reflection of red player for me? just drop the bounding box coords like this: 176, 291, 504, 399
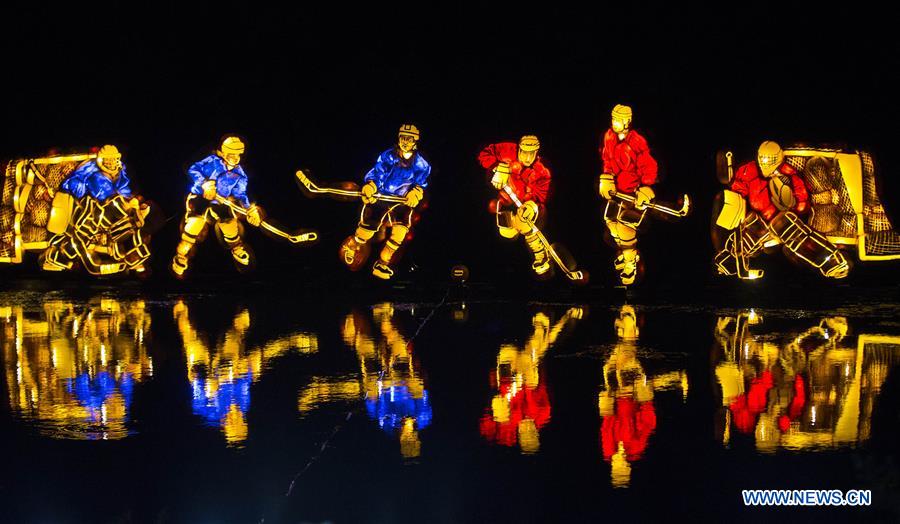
600, 397, 656, 463
479, 375, 551, 450
478, 136, 552, 275
727, 371, 806, 434
714, 141, 848, 279
600, 306, 687, 487
480, 308, 583, 453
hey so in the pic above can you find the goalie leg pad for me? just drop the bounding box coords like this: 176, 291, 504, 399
771, 211, 850, 278
47, 192, 75, 235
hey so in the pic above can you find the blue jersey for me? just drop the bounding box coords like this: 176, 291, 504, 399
363, 148, 431, 197
188, 154, 251, 208
61, 161, 133, 202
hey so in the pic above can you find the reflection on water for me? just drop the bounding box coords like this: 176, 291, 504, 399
600, 305, 688, 487
174, 300, 317, 447
714, 310, 900, 452
298, 303, 431, 459
480, 307, 583, 454
1, 297, 152, 439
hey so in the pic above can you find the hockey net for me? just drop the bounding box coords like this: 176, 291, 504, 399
0, 157, 84, 262
784, 149, 900, 260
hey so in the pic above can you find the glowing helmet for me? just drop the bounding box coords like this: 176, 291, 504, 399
218, 136, 245, 168
398, 124, 420, 154
517, 135, 540, 166
757, 141, 784, 177
611, 104, 632, 135
96, 145, 122, 176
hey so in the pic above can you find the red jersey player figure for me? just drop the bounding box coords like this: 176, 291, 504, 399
598, 104, 659, 286
713, 141, 849, 279
478, 135, 552, 276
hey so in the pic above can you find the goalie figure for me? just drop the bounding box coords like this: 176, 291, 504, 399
714, 141, 849, 279
597, 104, 658, 286
478, 135, 551, 275
171, 136, 263, 277
339, 124, 431, 280
42, 145, 152, 275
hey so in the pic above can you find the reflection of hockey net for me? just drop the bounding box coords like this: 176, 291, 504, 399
0, 155, 92, 263
785, 149, 900, 261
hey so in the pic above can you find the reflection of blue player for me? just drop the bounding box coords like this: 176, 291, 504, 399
367, 382, 432, 459
67, 371, 135, 439
191, 373, 253, 428
366, 384, 432, 433
340, 124, 431, 279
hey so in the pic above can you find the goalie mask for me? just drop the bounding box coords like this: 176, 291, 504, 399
757, 141, 784, 177
517, 135, 540, 167
96, 145, 122, 176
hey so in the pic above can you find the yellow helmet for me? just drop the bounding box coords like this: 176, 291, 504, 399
611, 104, 632, 134
757, 141, 784, 177
518, 135, 540, 152
398, 124, 420, 140
219, 136, 246, 156
96, 144, 122, 175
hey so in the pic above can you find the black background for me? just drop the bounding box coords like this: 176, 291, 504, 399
3, 4, 899, 290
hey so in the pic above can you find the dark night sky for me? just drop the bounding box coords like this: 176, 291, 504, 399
3, 4, 899, 287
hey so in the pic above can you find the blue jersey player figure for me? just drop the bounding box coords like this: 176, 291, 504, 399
171, 136, 264, 277
42, 145, 152, 275
340, 124, 431, 280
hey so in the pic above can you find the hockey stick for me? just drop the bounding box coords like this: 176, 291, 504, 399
502, 185, 585, 282
218, 199, 317, 244
295, 170, 406, 204
611, 191, 690, 218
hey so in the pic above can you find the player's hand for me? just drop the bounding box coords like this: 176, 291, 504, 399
518, 200, 539, 224
491, 162, 511, 189
405, 186, 424, 207
246, 204, 262, 226
201, 180, 217, 200
361, 181, 378, 204
598, 174, 616, 200
635, 186, 655, 210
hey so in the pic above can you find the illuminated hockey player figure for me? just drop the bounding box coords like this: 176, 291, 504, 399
714, 141, 849, 279
480, 307, 583, 453
174, 300, 318, 446
297, 303, 432, 458
172, 136, 263, 276
1, 296, 153, 440
713, 311, 900, 452
478, 135, 552, 275
599, 305, 687, 487
43, 145, 152, 275
339, 124, 431, 280
598, 104, 659, 285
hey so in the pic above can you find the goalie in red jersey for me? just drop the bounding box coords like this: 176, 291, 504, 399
714, 140, 849, 279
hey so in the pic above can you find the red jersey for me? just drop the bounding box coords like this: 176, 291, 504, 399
478, 142, 551, 208
731, 161, 808, 221
479, 380, 551, 448
728, 370, 773, 434
600, 129, 658, 194
600, 397, 657, 461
